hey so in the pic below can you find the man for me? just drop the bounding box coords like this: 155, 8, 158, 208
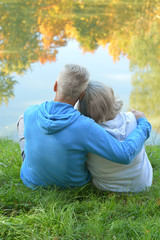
17, 64, 151, 189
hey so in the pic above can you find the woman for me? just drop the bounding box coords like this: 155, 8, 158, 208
78, 81, 153, 192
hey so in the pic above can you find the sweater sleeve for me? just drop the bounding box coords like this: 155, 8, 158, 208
85, 117, 151, 164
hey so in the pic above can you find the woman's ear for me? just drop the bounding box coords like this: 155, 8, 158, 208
54, 81, 58, 92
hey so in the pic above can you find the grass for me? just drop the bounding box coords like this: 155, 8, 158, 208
0, 138, 160, 240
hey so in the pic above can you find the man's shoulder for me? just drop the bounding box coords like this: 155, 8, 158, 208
24, 104, 40, 123
77, 113, 95, 127
24, 104, 40, 115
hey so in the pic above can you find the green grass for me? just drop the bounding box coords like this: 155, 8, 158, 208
0, 138, 160, 240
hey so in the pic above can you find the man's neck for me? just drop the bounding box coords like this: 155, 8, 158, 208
54, 95, 76, 106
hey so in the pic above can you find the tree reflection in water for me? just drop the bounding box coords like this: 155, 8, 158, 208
0, 0, 159, 132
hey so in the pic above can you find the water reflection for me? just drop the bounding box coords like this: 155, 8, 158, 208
0, 0, 160, 135
0, 72, 17, 105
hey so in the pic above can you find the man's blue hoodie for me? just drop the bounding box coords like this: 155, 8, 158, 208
20, 101, 151, 189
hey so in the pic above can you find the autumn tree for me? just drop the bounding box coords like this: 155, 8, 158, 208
0, 72, 17, 105
0, 0, 40, 74
129, 22, 160, 132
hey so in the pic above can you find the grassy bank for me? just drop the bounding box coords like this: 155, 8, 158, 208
0, 138, 160, 240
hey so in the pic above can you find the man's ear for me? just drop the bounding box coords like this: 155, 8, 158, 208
79, 91, 85, 101
54, 81, 58, 92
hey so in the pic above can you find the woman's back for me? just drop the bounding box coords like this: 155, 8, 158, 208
87, 112, 153, 192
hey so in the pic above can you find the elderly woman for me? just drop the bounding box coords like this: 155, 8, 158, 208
78, 81, 153, 192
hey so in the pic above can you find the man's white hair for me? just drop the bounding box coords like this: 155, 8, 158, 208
57, 64, 89, 101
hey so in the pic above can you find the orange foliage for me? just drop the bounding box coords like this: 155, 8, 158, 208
0, 0, 160, 70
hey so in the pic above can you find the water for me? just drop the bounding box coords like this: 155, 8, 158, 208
0, 0, 160, 145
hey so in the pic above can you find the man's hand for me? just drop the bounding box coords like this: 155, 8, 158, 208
131, 109, 146, 119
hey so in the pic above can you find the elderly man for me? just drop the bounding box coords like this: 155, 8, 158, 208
17, 64, 151, 189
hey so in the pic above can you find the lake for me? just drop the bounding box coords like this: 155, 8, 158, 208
0, 0, 160, 144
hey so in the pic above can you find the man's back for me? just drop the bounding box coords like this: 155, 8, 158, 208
21, 101, 92, 189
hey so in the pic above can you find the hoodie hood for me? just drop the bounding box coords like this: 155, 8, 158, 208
100, 112, 137, 141
37, 101, 81, 134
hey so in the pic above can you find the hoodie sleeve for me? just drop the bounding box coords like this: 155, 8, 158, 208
85, 117, 151, 164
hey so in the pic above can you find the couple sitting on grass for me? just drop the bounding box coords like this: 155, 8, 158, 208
17, 64, 152, 192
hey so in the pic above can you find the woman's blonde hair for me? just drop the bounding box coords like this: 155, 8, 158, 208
78, 81, 123, 123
